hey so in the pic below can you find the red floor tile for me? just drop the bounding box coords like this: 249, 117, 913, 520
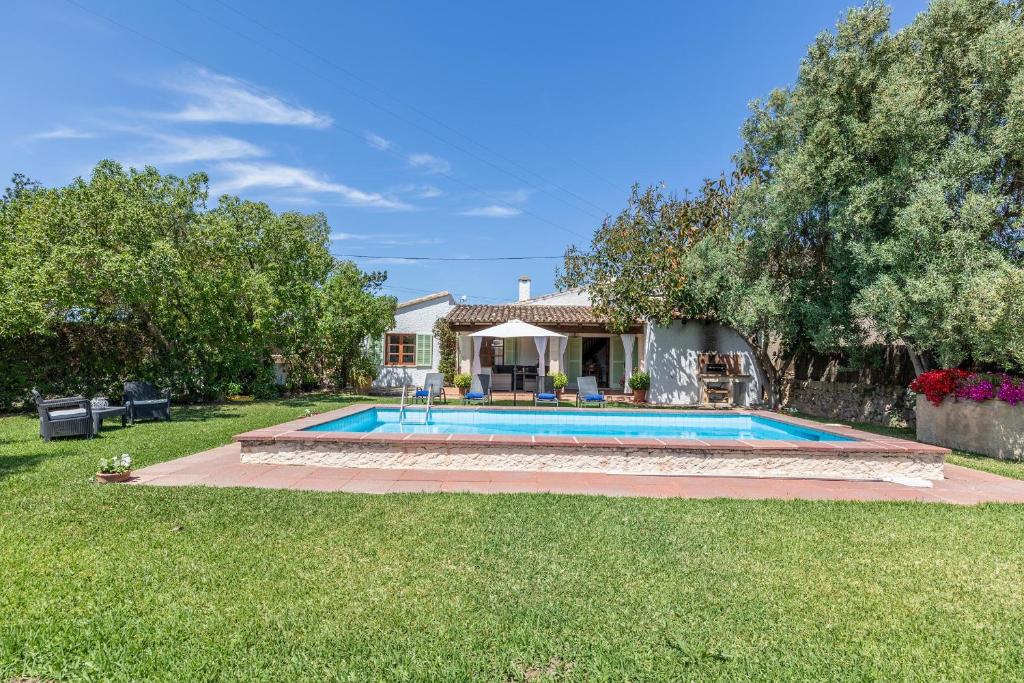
389, 480, 444, 493
127, 443, 1024, 505
340, 479, 395, 494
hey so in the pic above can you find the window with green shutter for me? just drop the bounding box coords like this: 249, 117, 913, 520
415, 334, 433, 367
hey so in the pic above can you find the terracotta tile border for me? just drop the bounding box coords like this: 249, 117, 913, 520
234, 403, 946, 456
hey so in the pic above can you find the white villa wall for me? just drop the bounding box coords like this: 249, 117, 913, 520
521, 289, 592, 306
373, 294, 454, 391
645, 321, 765, 407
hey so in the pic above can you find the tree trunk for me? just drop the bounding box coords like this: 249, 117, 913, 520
904, 341, 927, 377
748, 331, 783, 409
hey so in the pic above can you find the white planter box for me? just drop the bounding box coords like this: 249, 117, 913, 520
916, 395, 1024, 460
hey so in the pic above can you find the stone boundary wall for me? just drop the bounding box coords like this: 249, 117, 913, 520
783, 380, 914, 428
916, 396, 1024, 461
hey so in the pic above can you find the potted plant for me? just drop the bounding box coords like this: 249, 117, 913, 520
629, 370, 650, 403
96, 453, 132, 483
551, 372, 568, 398
453, 373, 473, 397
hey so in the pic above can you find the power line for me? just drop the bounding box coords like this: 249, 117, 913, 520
338, 254, 563, 262
207, 0, 617, 219
61, 0, 591, 241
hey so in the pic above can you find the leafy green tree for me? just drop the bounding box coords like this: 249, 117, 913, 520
315, 261, 396, 388
736, 0, 1024, 373
0, 161, 395, 406
560, 177, 797, 407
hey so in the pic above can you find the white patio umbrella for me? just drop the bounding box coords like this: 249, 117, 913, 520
469, 318, 566, 380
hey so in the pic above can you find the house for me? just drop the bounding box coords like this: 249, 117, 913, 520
444, 276, 767, 406
371, 291, 456, 393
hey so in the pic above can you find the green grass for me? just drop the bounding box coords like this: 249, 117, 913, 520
2, 397, 1024, 681
792, 411, 1024, 482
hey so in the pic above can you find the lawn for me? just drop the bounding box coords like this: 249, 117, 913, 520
2, 396, 1023, 681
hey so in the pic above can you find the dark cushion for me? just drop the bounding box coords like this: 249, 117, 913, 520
584, 393, 604, 401
537, 393, 557, 400
465, 392, 485, 399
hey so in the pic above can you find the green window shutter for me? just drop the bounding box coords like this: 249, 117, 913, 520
366, 335, 384, 364
610, 336, 625, 390
415, 334, 433, 367
566, 337, 583, 388
504, 338, 517, 365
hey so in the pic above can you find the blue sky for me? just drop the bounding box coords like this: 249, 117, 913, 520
2, 0, 929, 304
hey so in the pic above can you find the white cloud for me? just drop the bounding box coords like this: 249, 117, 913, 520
408, 153, 451, 175
364, 131, 394, 151
30, 126, 97, 140
213, 162, 409, 209
148, 134, 266, 164
457, 205, 522, 218
330, 231, 442, 246
416, 185, 444, 199
490, 188, 532, 204
164, 68, 331, 128
392, 183, 444, 199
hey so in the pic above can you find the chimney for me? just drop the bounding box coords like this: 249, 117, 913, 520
518, 275, 531, 302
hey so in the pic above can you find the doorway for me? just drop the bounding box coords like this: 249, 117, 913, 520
581, 337, 610, 388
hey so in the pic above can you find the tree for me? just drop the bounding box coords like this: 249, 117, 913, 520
0, 160, 395, 406
736, 0, 1024, 373
315, 261, 396, 388
559, 177, 799, 407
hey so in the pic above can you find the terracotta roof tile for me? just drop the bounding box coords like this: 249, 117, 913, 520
446, 304, 624, 328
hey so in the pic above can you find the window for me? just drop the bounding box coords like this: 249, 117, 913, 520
386, 333, 417, 366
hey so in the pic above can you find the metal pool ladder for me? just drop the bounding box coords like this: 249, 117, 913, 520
398, 384, 432, 426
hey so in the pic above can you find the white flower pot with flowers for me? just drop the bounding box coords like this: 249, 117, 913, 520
96, 453, 132, 483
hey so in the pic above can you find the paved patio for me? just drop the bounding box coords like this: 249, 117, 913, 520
127, 443, 1024, 504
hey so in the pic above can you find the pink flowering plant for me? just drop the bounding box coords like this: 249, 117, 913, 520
955, 374, 996, 402
997, 375, 1024, 406
911, 370, 1024, 407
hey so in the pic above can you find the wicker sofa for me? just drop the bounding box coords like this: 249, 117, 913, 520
124, 381, 172, 423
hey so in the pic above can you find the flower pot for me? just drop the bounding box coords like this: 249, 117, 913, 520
555, 389, 564, 399
633, 389, 647, 404
96, 471, 131, 484
457, 387, 467, 397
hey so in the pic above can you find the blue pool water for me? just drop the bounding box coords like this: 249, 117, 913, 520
305, 408, 852, 442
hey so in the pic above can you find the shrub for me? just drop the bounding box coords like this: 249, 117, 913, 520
628, 370, 651, 391
348, 351, 379, 393
909, 369, 970, 406
432, 317, 458, 384
453, 373, 473, 390
551, 372, 568, 391
910, 369, 1024, 407
226, 382, 243, 397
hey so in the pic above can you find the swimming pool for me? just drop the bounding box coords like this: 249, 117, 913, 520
304, 407, 852, 442
236, 404, 947, 482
